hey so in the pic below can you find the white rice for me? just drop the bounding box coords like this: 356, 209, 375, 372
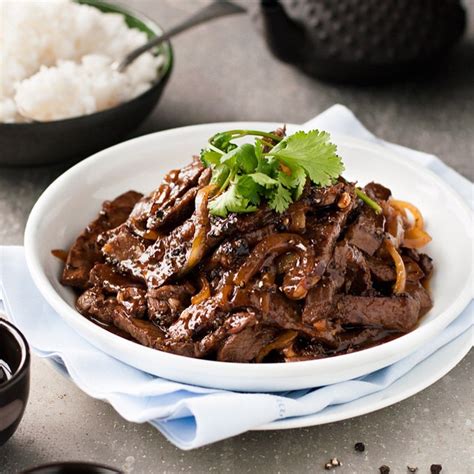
0, 0, 164, 122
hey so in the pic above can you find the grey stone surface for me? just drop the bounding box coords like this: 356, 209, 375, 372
1, 0, 473, 472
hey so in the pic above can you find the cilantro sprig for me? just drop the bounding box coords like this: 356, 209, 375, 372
200, 129, 377, 217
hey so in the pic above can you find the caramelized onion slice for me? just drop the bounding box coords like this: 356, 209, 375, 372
234, 233, 307, 287
255, 330, 298, 363
385, 239, 406, 294
182, 184, 218, 274
51, 249, 68, 263
403, 227, 432, 249
191, 276, 211, 305
390, 200, 424, 229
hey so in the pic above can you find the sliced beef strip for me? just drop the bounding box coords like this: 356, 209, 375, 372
367, 255, 427, 284
195, 311, 259, 358
140, 219, 196, 287
112, 314, 165, 348
227, 287, 332, 343
406, 282, 433, 315
147, 283, 195, 328
101, 224, 148, 280
76, 287, 120, 324
332, 294, 421, 332
345, 204, 385, 256
366, 256, 395, 282
418, 253, 434, 279
217, 325, 279, 362
117, 287, 147, 319
206, 237, 251, 271
302, 277, 340, 326
150, 167, 212, 232
167, 297, 225, 343
128, 157, 206, 232
77, 285, 146, 321
61, 190, 142, 288
304, 183, 356, 282
364, 182, 391, 201
333, 242, 372, 294
302, 241, 371, 325
77, 287, 165, 347
89, 263, 143, 293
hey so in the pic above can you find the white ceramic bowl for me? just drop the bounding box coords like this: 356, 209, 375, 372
24, 122, 473, 392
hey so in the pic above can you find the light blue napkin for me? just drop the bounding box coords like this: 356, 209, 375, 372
1, 105, 472, 449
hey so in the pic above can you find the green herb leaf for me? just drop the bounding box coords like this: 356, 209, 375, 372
269, 130, 344, 187
208, 184, 257, 217
201, 128, 344, 217
236, 175, 261, 205
277, 165, 307, 200
268, 183, 293, 213
200, 149, 221, 167
211, 132, 235, 152
210, 164, 230, 187
249, 172, 278, 188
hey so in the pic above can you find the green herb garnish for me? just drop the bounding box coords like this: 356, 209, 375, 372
201, 129, 378, 217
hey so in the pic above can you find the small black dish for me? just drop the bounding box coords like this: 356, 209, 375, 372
0, 318, 30, 446
0, 0, 173, 167
22, 462, 122, 474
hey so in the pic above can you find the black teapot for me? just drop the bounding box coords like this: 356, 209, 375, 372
255, 0, 466, 84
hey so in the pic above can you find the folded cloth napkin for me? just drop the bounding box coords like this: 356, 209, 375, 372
1, 105, 472, 450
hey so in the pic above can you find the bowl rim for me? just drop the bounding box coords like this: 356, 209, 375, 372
0, 0, 173, 128
21, 461, 122, 474
0, 318, 30, 393
23, 121, 474, 380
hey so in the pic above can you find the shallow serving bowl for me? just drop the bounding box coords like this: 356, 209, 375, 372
0, 0, 173, 167
24, 122, 473, 392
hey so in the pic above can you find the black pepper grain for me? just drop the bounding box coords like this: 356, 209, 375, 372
430, 465, 442, 474
354, 442, 365, 452
324, 462, 332, 470
379, 466, 390, 474
407, 467, 418, 473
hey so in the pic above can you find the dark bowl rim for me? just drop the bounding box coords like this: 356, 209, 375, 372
0, 318, 30, 393
0, 0, 173, 128
21, 461, 123, 474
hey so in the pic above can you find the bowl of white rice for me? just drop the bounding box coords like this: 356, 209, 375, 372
0, 0, 173, 166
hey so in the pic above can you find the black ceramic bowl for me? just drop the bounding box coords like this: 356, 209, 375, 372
22, 462, 122, 474
0, 318, 30, 446
0, 0, 173, 167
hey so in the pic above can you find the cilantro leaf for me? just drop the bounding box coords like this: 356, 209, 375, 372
208, 184, 257, 217
221, 144, 257, 174
236, 175, 261, 205
200, 149, 221, 167
268, 183, 293, 213
269, 130, 344, 187
211, 132, 236, 152
277, 165, 307, 200
201, 128, 344, 218
249, 172, 278, 188
210, 164, 230, 187
236, 144, 258, 173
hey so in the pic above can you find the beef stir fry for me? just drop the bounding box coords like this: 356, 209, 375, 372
56, 128, 433, 362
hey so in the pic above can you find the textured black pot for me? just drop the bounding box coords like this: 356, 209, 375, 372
0, 0, 173, 167
22, 462, 123, 474
0, 318, 30, 446
256, 0, 466, 84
